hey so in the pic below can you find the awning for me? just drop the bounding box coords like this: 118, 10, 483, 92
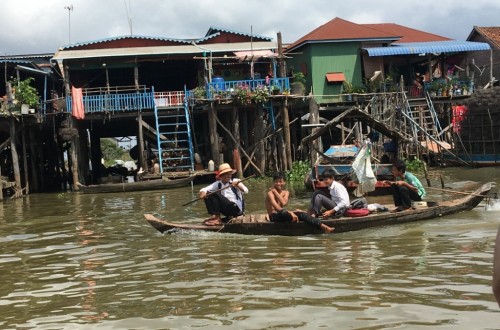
364, 40, 491, 57
325, 72, 346, 82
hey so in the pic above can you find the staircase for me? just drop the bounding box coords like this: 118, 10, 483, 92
154, 88, 195, 173
400, 91, 449, 156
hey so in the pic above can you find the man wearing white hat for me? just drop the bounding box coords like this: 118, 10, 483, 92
199, 163, 249, 225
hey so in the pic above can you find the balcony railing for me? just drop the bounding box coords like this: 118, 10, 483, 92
154, 91, 185, 107
206, 77, 290, 99
67, 91, 155, 114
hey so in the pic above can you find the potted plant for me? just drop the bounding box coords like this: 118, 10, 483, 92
290, 72, 306, 95
12, 77, 39, 113
342, 80, 354, 101
251, 85, 270, 104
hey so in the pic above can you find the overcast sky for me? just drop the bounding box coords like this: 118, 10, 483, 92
2, 0, 499, 55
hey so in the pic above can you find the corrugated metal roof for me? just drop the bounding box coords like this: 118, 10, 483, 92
205, 27, 271, 41
364, 40, 491, 56
60, 35, 193, 50
52, 41, 277, 61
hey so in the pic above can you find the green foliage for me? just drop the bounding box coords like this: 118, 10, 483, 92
285, 160, 311, 182
342, 80, 354, 93
293, 72, 306, 85
405, 158, 425, 172
251, 85, 270, 104
192, 86, 206, 99
101, 138, 130, 166
12, 77, 40, 108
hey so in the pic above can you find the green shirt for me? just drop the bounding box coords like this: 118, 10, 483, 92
403, 172, 426, 198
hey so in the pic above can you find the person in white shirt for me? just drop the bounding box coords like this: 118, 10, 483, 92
309, 169, 350, 218
199, 163, 249, 225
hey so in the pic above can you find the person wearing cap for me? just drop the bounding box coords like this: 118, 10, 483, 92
308, 168, 350, 218
199, 163, 249, 225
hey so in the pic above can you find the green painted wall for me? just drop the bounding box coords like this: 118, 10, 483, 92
287, 42, 363, 103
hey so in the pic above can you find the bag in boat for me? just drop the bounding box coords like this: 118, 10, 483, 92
345, 208, 370, 217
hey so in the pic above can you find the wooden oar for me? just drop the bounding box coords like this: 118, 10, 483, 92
425, 185, 487, 198
182, 174, 255, 206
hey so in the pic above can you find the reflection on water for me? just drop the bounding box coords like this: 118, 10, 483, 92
0, 167, 500, 329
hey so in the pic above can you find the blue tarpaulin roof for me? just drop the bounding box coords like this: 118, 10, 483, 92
364, 40, 491, 56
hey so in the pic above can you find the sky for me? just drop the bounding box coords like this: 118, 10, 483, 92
1, 0, 499, 55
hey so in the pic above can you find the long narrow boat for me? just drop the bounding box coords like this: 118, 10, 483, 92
145, 182, 493, 236
78, 175, 195, 194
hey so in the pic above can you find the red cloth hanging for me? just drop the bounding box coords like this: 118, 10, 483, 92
71, 86, 85, 120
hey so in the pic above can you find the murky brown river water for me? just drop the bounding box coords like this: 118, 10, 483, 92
1, 167, 500, 329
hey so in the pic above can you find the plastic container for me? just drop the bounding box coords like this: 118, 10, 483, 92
212, 77, 225, 91
208, 160, 215, 172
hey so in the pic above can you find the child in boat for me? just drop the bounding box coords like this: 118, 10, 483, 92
266, 172, 334, 233
385, 159, 426, 212
199, 163, 248, 225
308, 169, 350, 218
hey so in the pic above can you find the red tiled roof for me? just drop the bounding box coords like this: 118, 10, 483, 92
287, 17, 399, 52
362, 23, 451, 43
470, 27, 500, 48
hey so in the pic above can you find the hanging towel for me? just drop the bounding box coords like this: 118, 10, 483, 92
71, 86, 85, 119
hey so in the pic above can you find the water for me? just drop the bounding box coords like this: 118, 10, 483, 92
1, 167, 500, 329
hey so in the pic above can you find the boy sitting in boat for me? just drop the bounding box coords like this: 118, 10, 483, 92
199, 163, 248, 226
266, 172, 334, 233
308, 169, 350, 218
385, 159, 426, 212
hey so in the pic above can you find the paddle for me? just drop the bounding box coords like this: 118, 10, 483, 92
182, 174, 255, 206
424, 185, 487, 198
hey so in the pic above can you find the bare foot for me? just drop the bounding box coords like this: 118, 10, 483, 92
202, 216, 222, 226
321, 224, 335, 233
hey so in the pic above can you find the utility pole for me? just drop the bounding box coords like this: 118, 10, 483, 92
64, 5, 73, 44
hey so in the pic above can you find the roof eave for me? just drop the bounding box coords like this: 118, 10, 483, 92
286, 37, 399, 53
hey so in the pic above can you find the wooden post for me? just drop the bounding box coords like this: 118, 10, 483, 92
9, 116, 22, 190
137, 111, 147, 173
309, 96, 320, 167
254, 104, 265, 173
208, 102, 220, 165
63, 66, 80, 190
281, 99, 292, 170
231, 105, 243, 176
21, 124, 29, 195
277, 32, 285, 78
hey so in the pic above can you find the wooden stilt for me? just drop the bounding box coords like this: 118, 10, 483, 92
137, 111, 146, 173
231, 105, 243, 176
9, 116, 22, 190
254, 104, 265, 173
21, 123, 29, 195
282, 99, 292, 170
208, 102, 219, 166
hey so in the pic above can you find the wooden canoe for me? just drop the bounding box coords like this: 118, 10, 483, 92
145, 182, 493, 236
78, 175, 195, 194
